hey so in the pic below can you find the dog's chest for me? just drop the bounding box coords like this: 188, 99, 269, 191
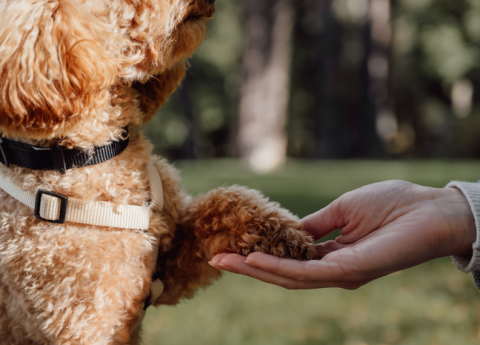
0, 188, 162, 341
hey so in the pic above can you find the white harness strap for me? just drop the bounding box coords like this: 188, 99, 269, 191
0, 160, 163, 230
0, 159, 165, 305
145, 161, 165, 306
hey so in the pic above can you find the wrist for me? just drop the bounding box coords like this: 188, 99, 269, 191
438, 187, 476, 257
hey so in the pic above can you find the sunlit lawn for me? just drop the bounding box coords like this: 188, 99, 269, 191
143, 160, 480, 345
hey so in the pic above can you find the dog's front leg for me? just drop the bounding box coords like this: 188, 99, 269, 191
155, 186, 316, 306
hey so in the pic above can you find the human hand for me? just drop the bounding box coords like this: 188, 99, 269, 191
209, 180, 476, 290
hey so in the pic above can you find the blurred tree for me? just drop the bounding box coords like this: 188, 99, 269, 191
308, 0, 349, 159
391, 0, 480, 157
368, 0, 396, 154
177, 73, 196, 160
237, 0, 295, 172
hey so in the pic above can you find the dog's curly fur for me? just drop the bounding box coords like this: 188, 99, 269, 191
0, 0, 316, 344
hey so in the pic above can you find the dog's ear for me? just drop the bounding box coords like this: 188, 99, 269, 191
0, 0, 139, 135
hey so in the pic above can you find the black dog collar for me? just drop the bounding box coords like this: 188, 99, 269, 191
0, 129, 129, 174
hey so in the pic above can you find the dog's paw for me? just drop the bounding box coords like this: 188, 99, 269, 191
235, 210, 317, 261
188, 186, 317, 261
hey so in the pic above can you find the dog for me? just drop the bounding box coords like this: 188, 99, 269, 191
0, 0, 316, 344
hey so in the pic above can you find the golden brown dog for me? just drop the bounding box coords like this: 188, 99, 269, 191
0, 0, 316, 344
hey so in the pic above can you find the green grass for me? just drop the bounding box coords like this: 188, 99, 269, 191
143, 160, 480, 345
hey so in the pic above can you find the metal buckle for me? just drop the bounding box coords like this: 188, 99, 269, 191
34, 190, 68, 224
143, 272, 163, 310
0, 138, 9, 167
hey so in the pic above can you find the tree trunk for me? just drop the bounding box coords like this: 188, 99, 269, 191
310, 0, 349, 158
369, 0, 395, 154
237, 0, 294, 172
289, 0, 383, 159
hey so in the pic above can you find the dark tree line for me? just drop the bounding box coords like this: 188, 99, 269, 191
144, 0, 480, 164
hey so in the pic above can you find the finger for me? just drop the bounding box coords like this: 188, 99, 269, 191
302, 200, 346, 241
215, 254, 346, 290
316, 240, 350, 251
315, 241, 350, 258
211, 241, 348, 266
210, 253, 231, 267
219, 254, 377, 290
245, 252, 363, 282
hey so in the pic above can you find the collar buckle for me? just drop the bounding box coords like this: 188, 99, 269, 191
51, 146, 67, 174
0, 138, 9, 168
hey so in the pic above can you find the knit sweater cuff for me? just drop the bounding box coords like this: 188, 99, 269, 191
447, 181, 480, 273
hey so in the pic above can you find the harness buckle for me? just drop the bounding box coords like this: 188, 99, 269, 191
0, 138, 9, 167
143, 271, 164, 310
34, 190, 69, 224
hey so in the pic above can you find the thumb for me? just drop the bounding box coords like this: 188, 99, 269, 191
302, 198, 346, 241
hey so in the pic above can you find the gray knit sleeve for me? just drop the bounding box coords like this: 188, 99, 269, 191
446, 181, 480, 273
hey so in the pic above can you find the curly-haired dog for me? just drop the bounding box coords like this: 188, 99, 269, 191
0, 0, 316, 344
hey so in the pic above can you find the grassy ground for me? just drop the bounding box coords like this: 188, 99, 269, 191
143, 160, 480, 345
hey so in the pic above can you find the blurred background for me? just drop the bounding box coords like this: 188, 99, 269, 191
143, 0, 480, 344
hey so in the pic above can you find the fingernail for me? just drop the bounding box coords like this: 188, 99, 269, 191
209, 261, 225, 271
218, 261, 225, 266
245, 259, 256, 267
209, 260, 224, 267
